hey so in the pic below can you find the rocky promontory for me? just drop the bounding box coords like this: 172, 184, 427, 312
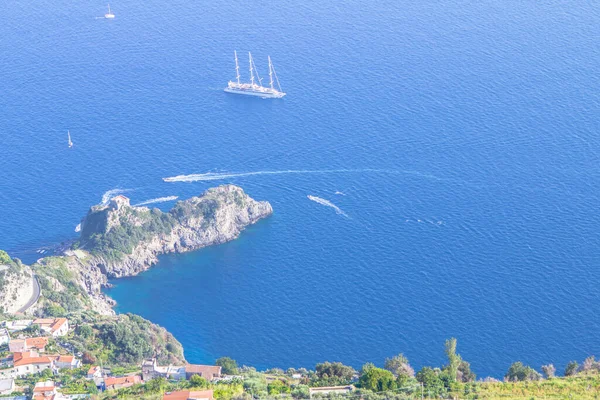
78, 184, 272, 278
24, 185, 272, 316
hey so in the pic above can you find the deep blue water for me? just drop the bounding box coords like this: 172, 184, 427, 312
2, 0, 600, 378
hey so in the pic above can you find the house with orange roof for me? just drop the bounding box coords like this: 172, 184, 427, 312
12, 351, 54, 377
55, 355, 81, 370
32, 380, 69, 400
104, 375, 142, 390
185, 365, 222, 381
163, 390, 214, 400
9, 336, 48, 352
33, 318, 69, 337
87, 365, 104, 387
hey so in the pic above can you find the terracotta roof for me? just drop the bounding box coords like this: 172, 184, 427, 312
105, 375, 141, 387
50, 318, 67, 332
88, 365, 100, 375
57, 355, 74, 363
14, 354, 53, 367
33, 384, 55, 392
164, 390, 214, 400
26, 337, 49, 348
185, 364, 221, 377
32, 395, 55, 400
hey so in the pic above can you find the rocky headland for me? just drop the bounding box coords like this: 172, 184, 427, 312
20, 185, 272, 316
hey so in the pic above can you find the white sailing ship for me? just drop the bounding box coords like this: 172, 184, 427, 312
105, 4, 115, 19
68, 131, 73, 148
225, 51, 286, 98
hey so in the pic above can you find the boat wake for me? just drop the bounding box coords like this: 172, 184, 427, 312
133, 196, 179, 207
307, 195, 349, 218
162, 168, 403, 183
101, 188, 131, 205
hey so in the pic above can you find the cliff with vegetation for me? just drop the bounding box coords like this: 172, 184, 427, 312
76, 184, 272, 278
0, 250, 36, 313
9, 185, 272, 316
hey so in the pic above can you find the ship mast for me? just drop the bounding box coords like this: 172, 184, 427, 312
271, 60, 283, 92
234, 51, 241, 84
251, 54, 263, 87
249, 52, 255, 86
268, 56, 274, 90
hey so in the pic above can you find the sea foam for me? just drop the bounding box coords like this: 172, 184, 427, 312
162, 168, 443, 183
101, 188, 131, 205
133, 196, 179, 207
307, 195, 349, 218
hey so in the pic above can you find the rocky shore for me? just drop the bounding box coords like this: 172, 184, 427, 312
31, 185, 273, 316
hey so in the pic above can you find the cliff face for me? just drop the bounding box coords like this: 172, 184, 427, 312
81, 185, 273, 278
0, 262, 35, 314
24, 185, 272, 317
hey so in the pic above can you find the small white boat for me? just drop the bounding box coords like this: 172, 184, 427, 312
68, 130, 73, 148
105, 4, 115, 19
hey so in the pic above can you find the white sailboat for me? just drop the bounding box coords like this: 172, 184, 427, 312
225, 51, 286, 98
68, 131, 73, 148
105, 4, 115, 19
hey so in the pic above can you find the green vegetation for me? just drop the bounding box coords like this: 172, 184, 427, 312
64, 312, 185, 367
216, 356, 239, 375
311, 361, 356, 386
0, 250, 11, 264
80, 207, 177, 261
77, 193, 223, 262
34, 256, 90, 315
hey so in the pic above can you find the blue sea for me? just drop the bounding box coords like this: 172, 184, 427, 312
2, 0, 600, 378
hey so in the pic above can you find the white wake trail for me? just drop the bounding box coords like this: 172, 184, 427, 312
307, 195, 349, 218
101, 188, 131, 205
133, 196, 179, 207
162, 169, 393, 183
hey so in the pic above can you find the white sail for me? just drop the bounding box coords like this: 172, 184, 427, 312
68, 131, 73, 148
105, 3, 115, 18
225, 52, 286, 98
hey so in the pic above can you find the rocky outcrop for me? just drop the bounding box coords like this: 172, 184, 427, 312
81, 185, 273, 278
0, 262, 35, 314
33, 185, 273, 315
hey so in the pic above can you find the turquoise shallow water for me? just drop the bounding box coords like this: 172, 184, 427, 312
2, 0, 600, 378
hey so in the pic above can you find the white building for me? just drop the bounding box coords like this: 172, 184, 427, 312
4, 320, 32, 333
0, 328, 9, 346
55, 355, 81, 370
33, 318, 69, 337
0, 378, 14, 395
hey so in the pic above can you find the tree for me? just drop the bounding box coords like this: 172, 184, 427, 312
541, 364, 556, 379
384, 354, 415, 380
505, 362, 542, 382
312, 361, 356, 386
45, 303, 66, 317
291, 384, 310, 399
444, 338, 461, 383
145, 377, 168, 394
359, 365, 397, 392
580, 356, 599, 372
190, 375, 209, 388
416, 367, 445, 397
216, 357, 239, 375
77, 325, 93, 339
267, 379, 290, 395
0, 251, 11, 264
565, 361, 579, 377
457, 360, 476, 382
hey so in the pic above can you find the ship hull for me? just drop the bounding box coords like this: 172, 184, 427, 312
224, 87, 286, 99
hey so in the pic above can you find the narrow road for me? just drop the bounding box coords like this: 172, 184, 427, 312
17, 274, 40, 314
